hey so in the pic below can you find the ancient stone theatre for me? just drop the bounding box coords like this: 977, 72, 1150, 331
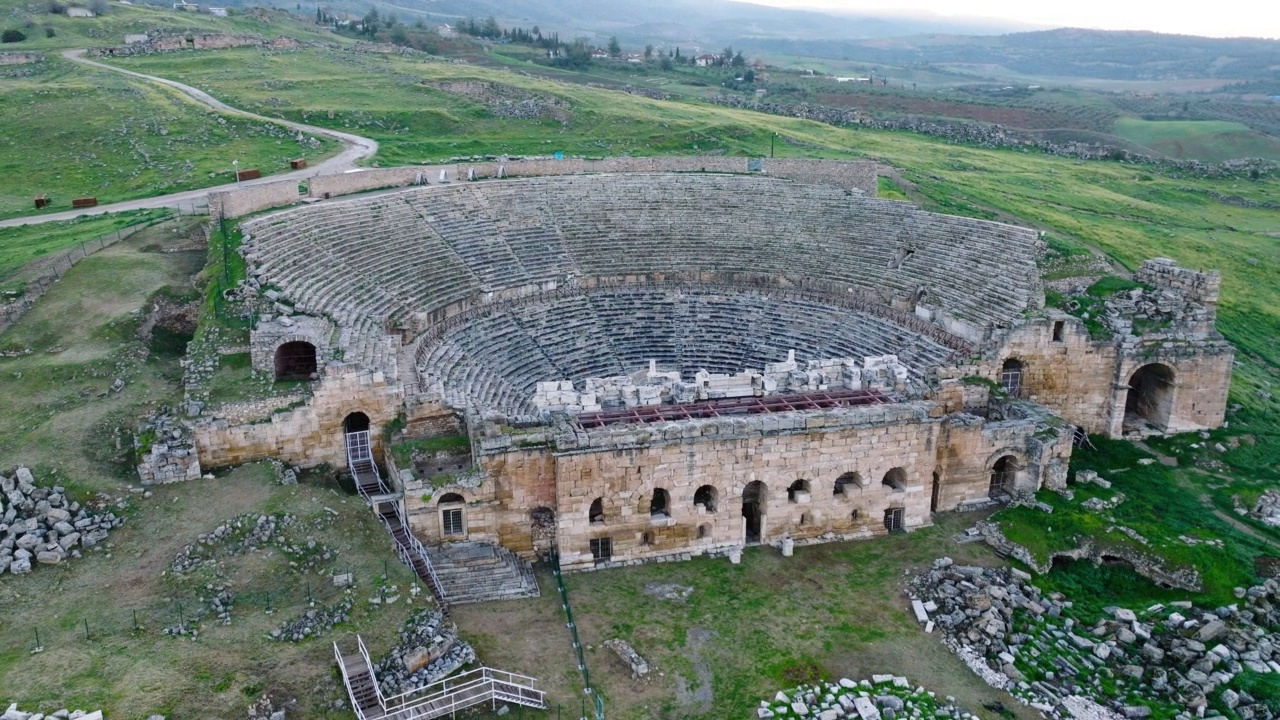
190, 161, 1233, 572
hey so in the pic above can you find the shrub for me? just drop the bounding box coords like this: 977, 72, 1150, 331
1, 29, 27, 43
45, 26, 55, 38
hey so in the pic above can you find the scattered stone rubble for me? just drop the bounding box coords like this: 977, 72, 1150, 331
169, 512, 336, 577
1, 467, 122, 575
0, 705, 104, 719
908, 558, 1280, 720
1253, 490, 1280, 528
756, 675, 978, 720
270, 596, 354, 642
374, 609, 477, 697
533, 352, 910, 416
135, 411, 201, 485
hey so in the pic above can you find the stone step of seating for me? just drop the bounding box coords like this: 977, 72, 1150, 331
425, 541, 540, 605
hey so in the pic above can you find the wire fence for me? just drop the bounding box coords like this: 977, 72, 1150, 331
0, 209, 190, 335
550, 550, 606, 720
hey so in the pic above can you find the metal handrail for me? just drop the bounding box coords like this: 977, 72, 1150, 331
333, 642, 370, 720
356, 636, 389, 707
335, 641, 546, 720
372, 500, 448, 609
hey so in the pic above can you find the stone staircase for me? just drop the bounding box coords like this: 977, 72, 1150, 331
425, 542, 540, 605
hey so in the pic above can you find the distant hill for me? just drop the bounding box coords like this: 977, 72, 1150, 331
375, 0, 1030, 45
749, 29, 1280, 81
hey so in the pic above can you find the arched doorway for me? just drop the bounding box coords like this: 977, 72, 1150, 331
1000, 358, 1024, 396
990, 456, 1019, 498
742, 481, 767, 544
273, 341, 317, 381
342, 411, 378, 495
1125, 363, 1175, 430
343, 412, 370, 434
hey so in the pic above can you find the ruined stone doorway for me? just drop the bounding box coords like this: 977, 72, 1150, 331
742, 481, 767, 544
930, 471, 941, 513
989, 456, 1018, 499
1125, 363, 1175, 430
1000, 358, 1024, 397
530, 506, 556, 555
274, 341, 317, 381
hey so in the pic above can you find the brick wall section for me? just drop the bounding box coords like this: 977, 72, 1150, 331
396, 399, 1064, 569
1136, 258, 1221, 307
194, 365, 402, 469
210, 180, 301, 220
941, 313, 1232, 438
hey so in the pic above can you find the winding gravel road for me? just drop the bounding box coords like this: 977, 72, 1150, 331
0, 50, 380, 228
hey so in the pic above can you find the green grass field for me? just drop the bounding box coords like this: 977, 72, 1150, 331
1113, 117, 1280, 162
0, 1, 337, 51
0, 56, 339, 220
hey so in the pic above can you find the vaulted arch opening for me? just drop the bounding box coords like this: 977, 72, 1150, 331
274, 341, 317, 381
1125, 363, 1176, 430
694, 485, 718, 513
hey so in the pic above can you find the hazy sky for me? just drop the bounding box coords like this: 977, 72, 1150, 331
752, 0, 1280, 38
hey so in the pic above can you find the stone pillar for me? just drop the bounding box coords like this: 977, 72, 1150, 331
728, 546, 742, 565
781, 535, 794, 557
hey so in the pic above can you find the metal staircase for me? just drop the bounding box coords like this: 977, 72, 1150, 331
335, 637, 546, 720
346, 431, 449, 611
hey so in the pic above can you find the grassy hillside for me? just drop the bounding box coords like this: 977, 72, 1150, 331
107, 48, 1280, 388
0, 1, 337, 50
1114, 117, 1280, 162
0, 55, 339, 219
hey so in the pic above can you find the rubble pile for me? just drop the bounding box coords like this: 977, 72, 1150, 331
1253, 490, 1280, 528
1, 466, 123, 575
756, 675, 979, 720
170, 512, 336, 577
908, 558, 1280, 720
374, 609, 477, 697
270, 597, 354, 641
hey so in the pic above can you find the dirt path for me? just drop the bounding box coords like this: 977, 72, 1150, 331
1180, 467, 1280, 550
0, 51, 380, 229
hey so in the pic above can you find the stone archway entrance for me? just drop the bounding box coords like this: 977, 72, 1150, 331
273, 341, 317, 381
742, 481, 767, 544
989, 455, 1019, 499
1125, 363, 1176, 430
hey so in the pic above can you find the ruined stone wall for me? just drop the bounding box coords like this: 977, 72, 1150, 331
933, 411, 1072, 511
1136, 258, 1220, 307
546, 416, 938, 570
194, 366, 401, 469
209, 180, 302, 220
0, 52, 43, 65
1113, 350, 1233, 436
249, 316, 334, 374
985, 317, 1119, 435
763, 159, 879, 195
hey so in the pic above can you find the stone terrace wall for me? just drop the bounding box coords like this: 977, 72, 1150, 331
0, 52, 43, 65
227, 158, 880, 218
210, 179, 302, 220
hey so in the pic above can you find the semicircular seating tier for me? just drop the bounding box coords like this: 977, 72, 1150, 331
415, 288, 959, 416
241, 172, 1043, 380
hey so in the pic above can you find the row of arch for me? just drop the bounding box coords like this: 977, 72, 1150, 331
584, 468, 912, 524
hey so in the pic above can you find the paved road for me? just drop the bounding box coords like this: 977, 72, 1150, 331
0, 50, 379, 228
